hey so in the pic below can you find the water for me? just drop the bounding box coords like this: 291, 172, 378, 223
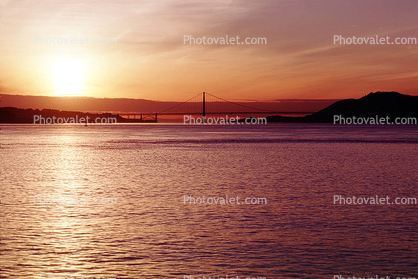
0, 124, 417, 279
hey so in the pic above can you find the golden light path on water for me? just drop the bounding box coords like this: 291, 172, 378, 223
0, 124, 417, 278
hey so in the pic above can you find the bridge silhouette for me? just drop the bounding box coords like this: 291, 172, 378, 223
120, 92, 315, 122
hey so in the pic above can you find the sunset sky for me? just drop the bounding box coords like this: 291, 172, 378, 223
0, 0, 417, 101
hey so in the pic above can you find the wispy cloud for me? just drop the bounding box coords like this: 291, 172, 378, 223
0, 0, 417, 100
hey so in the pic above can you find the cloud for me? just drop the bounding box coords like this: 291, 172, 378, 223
0, 0, 417, 100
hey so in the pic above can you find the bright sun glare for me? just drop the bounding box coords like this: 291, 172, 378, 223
52, 58, 84, 96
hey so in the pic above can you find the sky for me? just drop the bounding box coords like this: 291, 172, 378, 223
0, 0, 417, 102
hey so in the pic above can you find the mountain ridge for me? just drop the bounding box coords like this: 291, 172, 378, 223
267, 91, 418, 123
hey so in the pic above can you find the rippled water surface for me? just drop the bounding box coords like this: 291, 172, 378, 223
1, 124, 417, 279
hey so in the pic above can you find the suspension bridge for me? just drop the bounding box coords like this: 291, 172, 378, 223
120, 92, 315, 122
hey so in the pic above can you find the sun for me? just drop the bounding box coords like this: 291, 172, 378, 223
52, 57, 85, 96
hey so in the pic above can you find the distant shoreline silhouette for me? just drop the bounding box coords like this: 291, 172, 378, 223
0, 91, 417, 123
0, 108, 154, 124
266, 91, 418, 123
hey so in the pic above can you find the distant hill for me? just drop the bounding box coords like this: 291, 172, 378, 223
0, 94, 337, 114
2, 92, 416, 124
0, 94, 167, 114
267, 92, 418, 123
0, 107, 154, 124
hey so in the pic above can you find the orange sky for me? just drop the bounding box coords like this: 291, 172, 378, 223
0, 0, 417, 101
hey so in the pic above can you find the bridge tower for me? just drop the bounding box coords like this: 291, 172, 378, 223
203, 92, 206, 123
